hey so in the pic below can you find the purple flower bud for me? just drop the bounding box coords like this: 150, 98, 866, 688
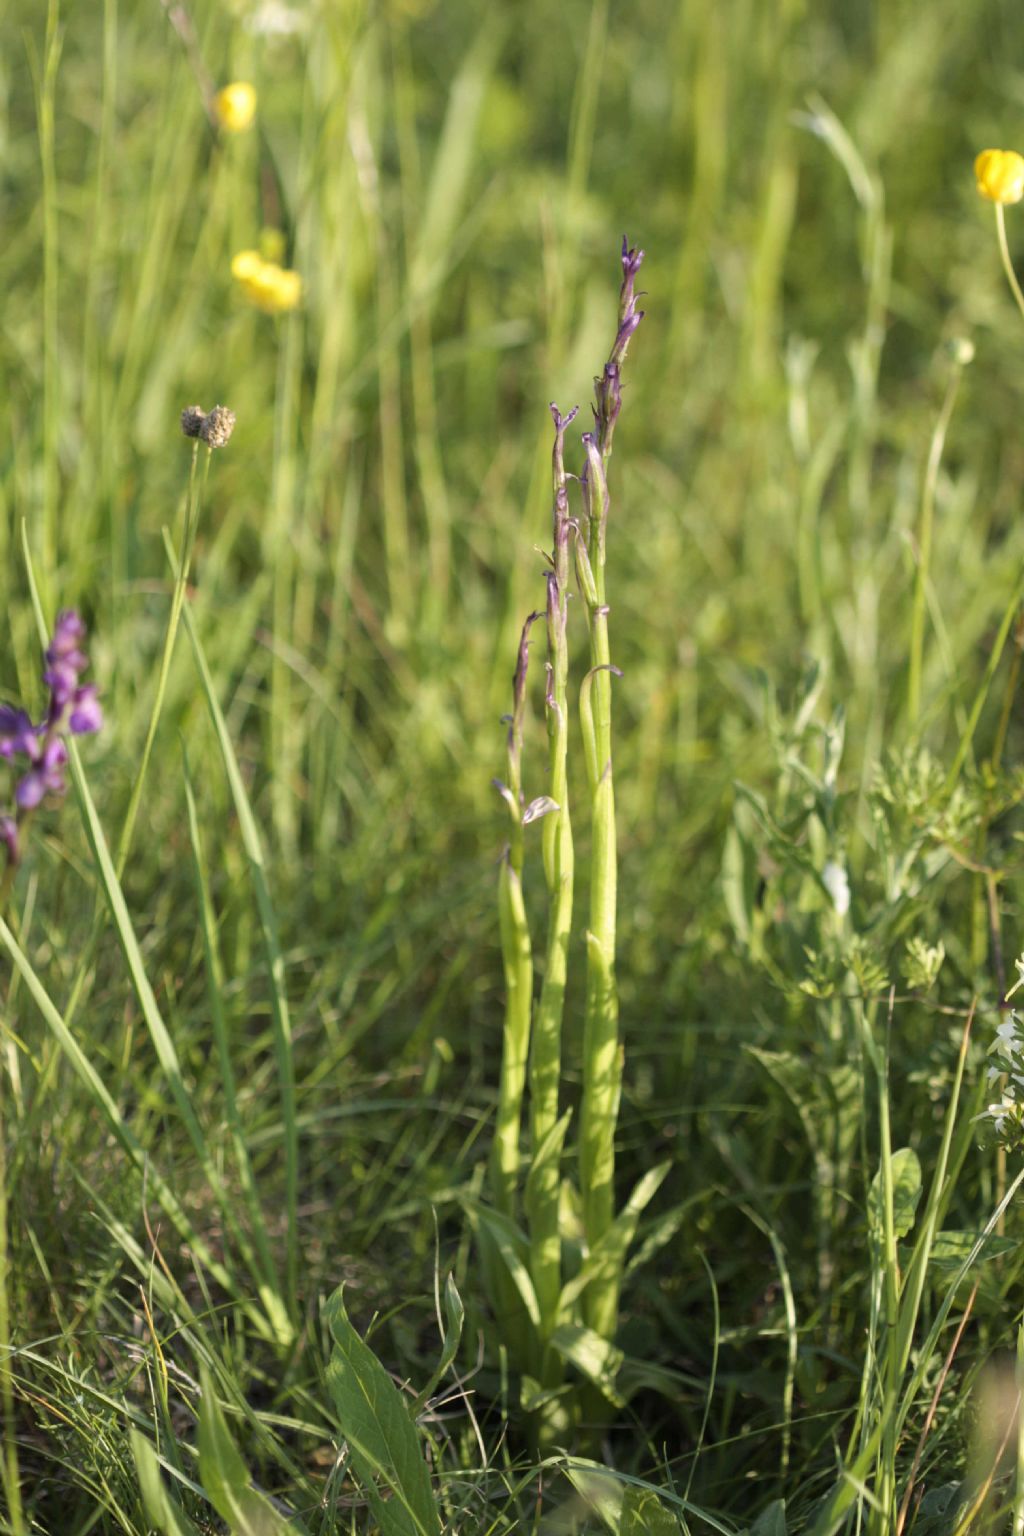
69, 685, 103, 736
16, 771, 46, 810
44, 659, 81, 712
47, 610, 87, 662
0, 706, 38, 760
15, 738, 67, 809
620, 236, 645, 280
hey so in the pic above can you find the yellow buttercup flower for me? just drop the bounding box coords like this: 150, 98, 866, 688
975, 148, 1024, 205
231, 249, 303, 314
214, 81, 257, 134
231, 250, 264, 283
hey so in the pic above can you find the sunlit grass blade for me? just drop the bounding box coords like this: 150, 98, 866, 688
174, 550, 300, 1324
0, 910, 259, 1326
182, 747, 292, 1346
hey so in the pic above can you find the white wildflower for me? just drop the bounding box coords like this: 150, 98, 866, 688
980, 1011, 1024, 1145
822, 861, 851, 916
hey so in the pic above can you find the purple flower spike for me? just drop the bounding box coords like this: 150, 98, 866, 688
47, 610, 87, 661
69, 685, 103, 737
16, 738, 68, 809
1, 607, 102, 875
621, 236, 645, 280
0, 706, 38, 761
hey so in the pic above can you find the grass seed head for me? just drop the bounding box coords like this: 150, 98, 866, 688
200, 405, 236, 448
180, 404, 206, 439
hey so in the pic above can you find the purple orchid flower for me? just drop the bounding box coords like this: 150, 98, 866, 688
0, 609, 102, 874
0, 706, 38, 761
16, 738, 68, 809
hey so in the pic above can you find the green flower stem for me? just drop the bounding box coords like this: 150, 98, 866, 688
1015, 1314, 1024, 1536
946, 554, 1024, 793
996, 202, 1024, 327
0, 1072, 25, 1536
53, 445, 208, 1044
574, 247, 644, 1343
3, 447, 205, 947
490, 615, 541, 1217
578, 438, 622, 1340
527, 410, 577, 1350
117, 443, 207, 877
908, 360, 963, 729
869, 1003, 900, 1536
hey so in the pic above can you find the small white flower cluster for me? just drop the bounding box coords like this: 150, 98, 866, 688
983, 1012, 1024, 1141
822, 860, 851, 916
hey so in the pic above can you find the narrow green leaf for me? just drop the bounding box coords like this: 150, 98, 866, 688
722, 824, 753, 944
557, 1163, 669, 1316
0, 915, 250, 1319
412, 1273, 465, 1415
131, 1431, 202, 1536
324, 1288, 440, 1536
464, 1203, 541, 1328
175, 579, 299, 1319
182, 749, 291, 1345
197, 1363, 295, 1536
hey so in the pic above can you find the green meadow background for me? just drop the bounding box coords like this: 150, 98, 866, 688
6, 0, 1024, 1529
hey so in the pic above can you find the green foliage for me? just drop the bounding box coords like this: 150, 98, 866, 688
132, 1366, 302, 1536
8, 0, 1024, 1531
324, 1287, 440, 1536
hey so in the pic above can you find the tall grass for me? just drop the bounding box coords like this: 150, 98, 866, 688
5, 0, 1024, 1530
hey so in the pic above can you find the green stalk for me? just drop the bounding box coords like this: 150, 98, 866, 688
116, 444, 207, 877
908, 359, 964, 729
1015, 1314, 1024, 1536
996, 202, 1024, 327
0, 1073, 25, 1536
182, 755, 291, 1344
945, 556, 1024, 793
576, 245, 644, 1340
868, 1004, 900, 1536
268, 310, 304, 855
527, 409, 578, 1345
37, 0, 62, 584
578, 439, 620, 1331
55, 445, 207, 1038
490, 615, 542, 1216
178, 587, 300, 1327
577, 245, 641, 1339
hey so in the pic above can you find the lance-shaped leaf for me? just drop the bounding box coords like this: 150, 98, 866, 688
196, 1363, 297, 1536
324, 1288, 440, 1536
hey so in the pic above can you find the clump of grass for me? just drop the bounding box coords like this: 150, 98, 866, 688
17, 3, 1024, 1533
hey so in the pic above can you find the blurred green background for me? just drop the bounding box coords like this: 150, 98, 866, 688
5, 0, 1024, 1524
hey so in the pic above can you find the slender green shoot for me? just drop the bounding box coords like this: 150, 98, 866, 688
526, 406, 578, 1353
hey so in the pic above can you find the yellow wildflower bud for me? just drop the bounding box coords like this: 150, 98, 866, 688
214, 81, 257, 134
975, 148, 1024, 205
